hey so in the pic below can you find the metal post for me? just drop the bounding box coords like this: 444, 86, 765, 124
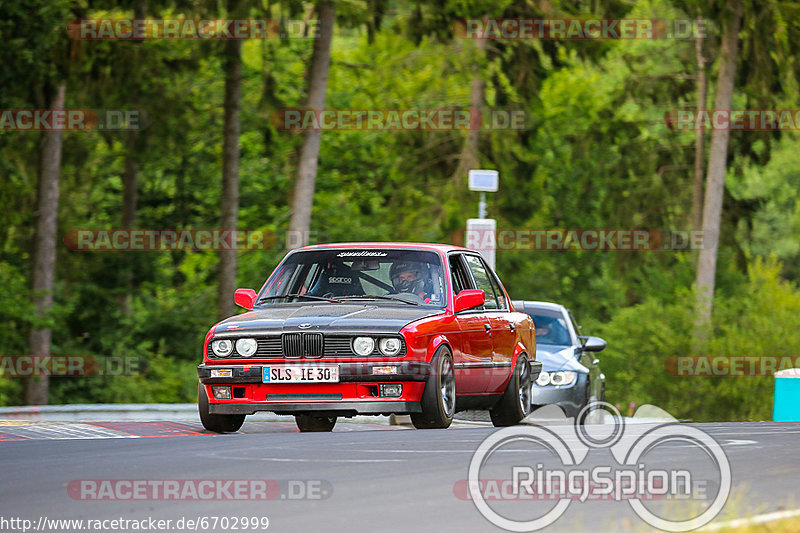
478, 192, 487, 219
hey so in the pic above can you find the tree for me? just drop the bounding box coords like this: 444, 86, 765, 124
451, 38, 487, 183
26, 82, 66, 405
286, 1, 335, 250
694, 0, 743, 335
691, 15, 707, 234
218, 1, 244, 320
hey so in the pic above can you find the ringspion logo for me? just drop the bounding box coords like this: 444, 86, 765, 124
463, 403, 730, 531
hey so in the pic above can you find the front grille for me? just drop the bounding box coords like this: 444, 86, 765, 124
282, 333, 303, 358
208, 334, 405, 358
258, 337, 282, 357
281, 333, 323, 358
303, 333, 324, 357
324, 337, 355, 356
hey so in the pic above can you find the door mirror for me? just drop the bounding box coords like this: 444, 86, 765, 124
234, 288, 257, 310
454, 289, 485, 313
581, 336, 606, 352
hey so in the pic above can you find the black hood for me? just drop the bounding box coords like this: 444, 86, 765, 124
214, 303, 442, 336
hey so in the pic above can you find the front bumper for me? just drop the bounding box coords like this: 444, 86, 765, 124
198, 361, 431, 384
531, 372, 587, 418
198, 361, 430, 416
209, 401, 421, 416
529, 360, 543, 380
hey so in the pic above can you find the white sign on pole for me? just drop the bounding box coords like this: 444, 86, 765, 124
466, 218, 496, 270
468, 169, 499, 192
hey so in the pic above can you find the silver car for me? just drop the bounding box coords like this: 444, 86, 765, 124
512, 300, 606, 419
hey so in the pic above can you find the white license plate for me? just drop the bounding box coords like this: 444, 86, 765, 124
263, 365, 339, 383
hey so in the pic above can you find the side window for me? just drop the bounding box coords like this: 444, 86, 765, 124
463, 255, 499, 310
485, 264, 508, 310
449, 254, 471, 295
568, 310, 582, 344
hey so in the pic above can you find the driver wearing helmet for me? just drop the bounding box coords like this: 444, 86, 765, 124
389, 261, 433, 303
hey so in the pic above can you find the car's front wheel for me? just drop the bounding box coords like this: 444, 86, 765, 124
198, 384, 245, 433
490, 354, 532, 427
411, 346, 456, 429
295, 414, 337, 432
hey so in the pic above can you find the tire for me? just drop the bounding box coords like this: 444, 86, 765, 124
198, 384, 245, 433
577, 376, 592, 425
411, 346, 456, 429
490, 354, 532, 427
295, 414, 337, 432
578, 377, 607, 425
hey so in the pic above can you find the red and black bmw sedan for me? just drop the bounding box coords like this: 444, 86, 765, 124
198, 243, 541, 432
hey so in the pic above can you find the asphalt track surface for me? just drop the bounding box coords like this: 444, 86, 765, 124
0, 417, 798, 533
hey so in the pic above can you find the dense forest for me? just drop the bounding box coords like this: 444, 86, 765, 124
1, 0, 799, 421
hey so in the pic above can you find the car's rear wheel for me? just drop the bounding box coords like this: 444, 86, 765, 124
411, 346, 455, 429
490, 354, 532, 427
198, 384, 245, 433
295, 414, 337, 432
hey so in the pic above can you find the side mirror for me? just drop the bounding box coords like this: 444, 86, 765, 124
582, 336, 606, 352
454, 289, 485, 313
234, 288, 257, 310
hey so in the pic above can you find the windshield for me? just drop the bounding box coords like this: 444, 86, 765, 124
258, 249, 447, 307
529, 309, 572, 346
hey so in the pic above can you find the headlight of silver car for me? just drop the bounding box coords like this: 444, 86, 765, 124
549, 371, 577, 386
536, 371, 550, 387
378, 337, 402, 356
353, 337, 375, 356
534, 371, 578, 386
235, 338, 257, 357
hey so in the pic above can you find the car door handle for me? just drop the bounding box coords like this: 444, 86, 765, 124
484, 323, 491, 333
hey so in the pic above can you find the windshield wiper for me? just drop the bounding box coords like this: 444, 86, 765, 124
257, 294, 341, 304
338, 295, 419, 305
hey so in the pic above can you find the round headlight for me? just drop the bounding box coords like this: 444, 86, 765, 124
235, 338, 257, 357
551, 371, 577, 386
536, 371, 550, 387
353, 337, 375, 356
378, 337, 402, 356
211, 339, 233, 357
